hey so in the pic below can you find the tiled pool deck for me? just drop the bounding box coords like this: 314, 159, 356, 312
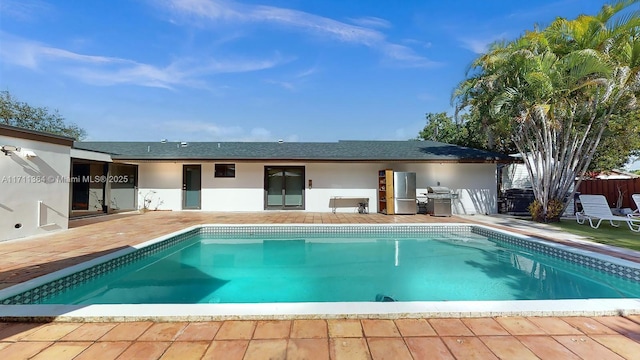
1, 211, 639, 359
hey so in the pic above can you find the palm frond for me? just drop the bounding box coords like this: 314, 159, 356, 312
629, 37, 640, 68
490, 87, 519, 116
560, 49, 612, 81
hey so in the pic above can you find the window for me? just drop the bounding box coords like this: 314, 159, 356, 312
215, 163, 236, 178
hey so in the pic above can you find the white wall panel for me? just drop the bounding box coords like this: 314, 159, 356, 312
0, 135, 71, 241
133, 161, 498, 214
136, 162, 182, 210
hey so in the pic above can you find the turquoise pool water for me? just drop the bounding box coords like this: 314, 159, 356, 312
38, 231, 640, 304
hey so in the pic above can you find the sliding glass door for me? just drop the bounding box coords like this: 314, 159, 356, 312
265, 166, 305, 210
109, 164, 137, 212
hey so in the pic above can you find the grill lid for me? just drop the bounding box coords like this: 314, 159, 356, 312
427, 186, 450, 194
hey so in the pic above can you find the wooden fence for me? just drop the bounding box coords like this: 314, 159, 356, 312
577, 178, 640, 210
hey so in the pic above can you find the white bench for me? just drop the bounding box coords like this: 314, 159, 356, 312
329, 197, 369, 214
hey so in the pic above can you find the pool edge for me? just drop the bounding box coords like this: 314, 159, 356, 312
1, 299, 639, 322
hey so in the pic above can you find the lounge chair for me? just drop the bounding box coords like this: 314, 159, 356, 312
576, 194, 640, 232
629, 194, 640, 219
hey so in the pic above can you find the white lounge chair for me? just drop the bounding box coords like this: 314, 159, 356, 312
629, 194, 640, 219
576, 194, 640, 232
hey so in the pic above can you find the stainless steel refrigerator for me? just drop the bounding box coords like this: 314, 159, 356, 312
393, 172, 417, 214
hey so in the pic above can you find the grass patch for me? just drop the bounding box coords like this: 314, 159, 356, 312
548, 219, 640, 252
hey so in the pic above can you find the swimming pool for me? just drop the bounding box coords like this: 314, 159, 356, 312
1, 224, 639, 319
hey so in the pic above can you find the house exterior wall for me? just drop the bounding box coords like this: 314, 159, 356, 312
136, 162, 183, 211
134, 161, 498, 214
203, 163, 265, 211
391, 162, 497, 215
70, 148, 112, 163
305, 163, 377, 212
501, 163, 532, 190
0, 134, 71, 242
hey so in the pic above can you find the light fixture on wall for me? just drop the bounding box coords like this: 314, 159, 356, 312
1, 145, 19, 156
308, 179, 312, 189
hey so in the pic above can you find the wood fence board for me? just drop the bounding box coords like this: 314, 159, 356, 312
577, 178, 640, 210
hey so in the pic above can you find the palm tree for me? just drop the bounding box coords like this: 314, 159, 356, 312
453, 0, 640, 222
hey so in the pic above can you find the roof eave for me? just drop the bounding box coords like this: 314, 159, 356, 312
1, 124, 75, 147
111, 156, 508, 163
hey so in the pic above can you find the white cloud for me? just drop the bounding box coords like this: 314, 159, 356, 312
393, 120, 427, 140
248, 127, 271, 140
0, 32, 288, 89
160, 120, 243, 137
157, 120, 291, 141
0, 33, 133, 71
198, 55, 290, 74
264, 65, 319, 91
0, 0, 52, 21
159, 0, 438, 68
403, 39, 432, 49
264, 79, 296, 91
394, 126, 416, 140
459, 38, 491, 54
295, 66, 318, 78
251, 7, 384, 44
348, 16, 392, 29
459, 33, 508, 54
40, 46, 130, 65
164, 0, 383, 44
380, 43, 440, 68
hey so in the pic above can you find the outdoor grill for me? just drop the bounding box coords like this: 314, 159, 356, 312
425, 186, 456, 217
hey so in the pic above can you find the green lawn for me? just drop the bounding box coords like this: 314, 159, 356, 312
547, 219, 640, 252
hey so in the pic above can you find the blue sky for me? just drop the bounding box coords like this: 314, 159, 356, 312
0, 0, 607, 142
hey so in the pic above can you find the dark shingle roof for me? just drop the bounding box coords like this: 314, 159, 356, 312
73, 140, 512, 162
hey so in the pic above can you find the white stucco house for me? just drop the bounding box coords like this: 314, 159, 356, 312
1, 124, 513, 242
74, 140, 511, 215
1, 125, 74, 241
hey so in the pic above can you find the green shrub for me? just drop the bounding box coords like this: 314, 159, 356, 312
528, 198, 564, 223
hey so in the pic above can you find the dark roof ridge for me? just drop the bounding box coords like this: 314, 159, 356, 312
72, 139, 512, 162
